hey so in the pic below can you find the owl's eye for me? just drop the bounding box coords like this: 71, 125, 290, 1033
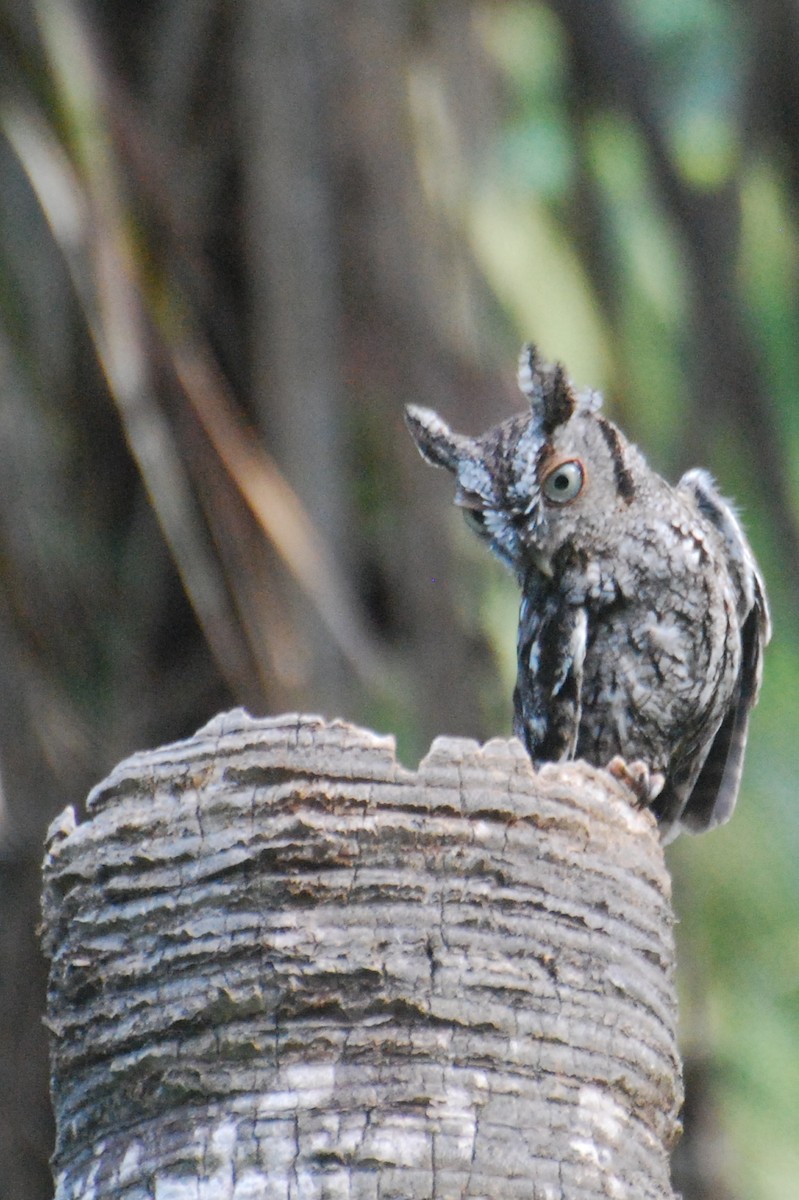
542, 459, 585, 504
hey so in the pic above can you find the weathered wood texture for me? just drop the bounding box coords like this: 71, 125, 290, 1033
41, 711, 682, 1199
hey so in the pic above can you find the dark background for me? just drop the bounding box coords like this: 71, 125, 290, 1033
1, 2, 798, 1197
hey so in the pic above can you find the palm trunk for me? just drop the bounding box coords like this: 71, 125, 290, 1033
42, 711, 681, 1198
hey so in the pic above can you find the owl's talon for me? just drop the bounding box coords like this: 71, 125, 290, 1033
607, 756, 665, 808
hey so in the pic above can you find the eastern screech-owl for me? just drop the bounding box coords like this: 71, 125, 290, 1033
405, 345, 770, 841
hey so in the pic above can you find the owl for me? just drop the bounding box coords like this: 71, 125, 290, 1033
405, 345, 771, 841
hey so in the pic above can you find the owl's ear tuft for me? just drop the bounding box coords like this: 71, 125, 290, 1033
517, 345, 575, 435
542, 363, 576, 435
404, 405, 470, 473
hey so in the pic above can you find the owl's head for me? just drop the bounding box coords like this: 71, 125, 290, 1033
405, 344, 645, 578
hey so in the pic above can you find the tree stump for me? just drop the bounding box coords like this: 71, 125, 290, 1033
41, 710, 682, 1198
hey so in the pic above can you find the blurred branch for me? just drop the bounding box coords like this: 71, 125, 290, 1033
2, 0, 392, 701
1, 98, 255, 695
172, 343, 391, 690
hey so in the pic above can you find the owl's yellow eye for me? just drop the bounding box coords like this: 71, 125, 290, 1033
542, 459, 585, 503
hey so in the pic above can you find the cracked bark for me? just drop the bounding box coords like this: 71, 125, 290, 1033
41, 711, 682, 1199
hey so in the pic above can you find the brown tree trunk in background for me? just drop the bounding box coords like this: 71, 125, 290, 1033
234, 0, 506, 740
236, 1, 350, 710
42, 712, 682, 1198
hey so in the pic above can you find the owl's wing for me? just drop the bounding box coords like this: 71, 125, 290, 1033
671, 469, 772, 837
513, 571, 588, 762
676, 575, 769, 835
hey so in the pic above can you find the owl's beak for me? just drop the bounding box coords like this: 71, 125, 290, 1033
528, 547, 554, 578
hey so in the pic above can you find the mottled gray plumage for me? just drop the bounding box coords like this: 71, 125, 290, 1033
405, 345, 771, 841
